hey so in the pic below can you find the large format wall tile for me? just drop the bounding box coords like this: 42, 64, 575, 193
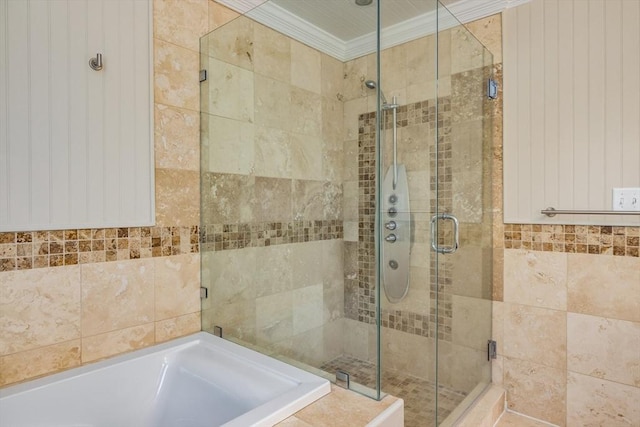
567, 253, 640, 322
155, 169, 200, 226
81, 259, 155, 337
254, 74, 291, 130
208, 1, 240, 31
291, 241, 324, 289
253, 23, 291, 83
254, 177, 292, 222
154, 104, 199, 171
154, 39, 199, 111
504, 249, 567, 310
205, 58, 255, 122
0, 340, 81, 386
567, 371, 640, 427
256, 291, 293, 345
153, 0, 208, 52
290, 88, 322, 137
206, 16, 254, 71
201, 172, 255, 224
567, 312, 640, 387
201, 249, 257, 305
503, 357, 567, 426
290, 133, 323, 181
503, 303, 566, 369
204, 115, 255, 175
156, 312, 200, 343
81, 323, 155, 363
292, 180, 343, 221
254, 126, 292, 178
452, 295, 492, 351
155, 253, 200, 321
291, 40, 321, 94
292, 285, 324, 335
254, 245, 293, 298
0, 266, 81, 355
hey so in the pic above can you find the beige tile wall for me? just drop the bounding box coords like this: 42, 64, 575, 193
198, 10, 346, 367
494, 250, 640, 426
0, 0, 238, 387
471, 12, 640, 427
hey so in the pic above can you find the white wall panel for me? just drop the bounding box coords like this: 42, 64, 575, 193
503, 0, 640, 225
0, 0, 154, 232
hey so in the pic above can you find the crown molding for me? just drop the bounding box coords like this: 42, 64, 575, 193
215, 0, 531, 62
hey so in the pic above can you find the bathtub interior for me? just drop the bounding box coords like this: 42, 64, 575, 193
0, 332, 330, 427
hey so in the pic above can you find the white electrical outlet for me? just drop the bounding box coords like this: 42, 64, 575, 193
612, 188, 640, 211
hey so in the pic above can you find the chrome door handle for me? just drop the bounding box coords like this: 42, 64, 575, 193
430, 213, 459, 254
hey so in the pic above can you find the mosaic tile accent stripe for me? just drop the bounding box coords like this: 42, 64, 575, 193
355, 97, 454, 343
0, 226, 199, 272
357, 110, 377, 326
199, 220, 343, 252
380, 309, 431, 338
504, 224, 639, 257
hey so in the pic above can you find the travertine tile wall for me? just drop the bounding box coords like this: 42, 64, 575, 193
468, 12, 640, 427
198, 12, 346, 367
0, 0, 237, 387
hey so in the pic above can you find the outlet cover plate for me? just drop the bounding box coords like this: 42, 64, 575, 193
612, 188, 640, 211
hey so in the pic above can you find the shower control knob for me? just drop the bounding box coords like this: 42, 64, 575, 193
385, 221, 397, 230
388, 206, 397, 217
385, 234, 397, 243
389, 260, 398, 269
389, 194, 398, 204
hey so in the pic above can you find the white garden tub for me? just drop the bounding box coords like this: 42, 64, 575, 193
0, 332, 331, 427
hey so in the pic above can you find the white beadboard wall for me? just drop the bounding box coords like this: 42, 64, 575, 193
503, 0, 640, 226
0, 0, 154, 232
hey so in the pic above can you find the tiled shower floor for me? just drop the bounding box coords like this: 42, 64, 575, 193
320, 355, 467, 427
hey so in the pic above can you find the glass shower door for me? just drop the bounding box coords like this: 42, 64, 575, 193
434, 3, 494, 425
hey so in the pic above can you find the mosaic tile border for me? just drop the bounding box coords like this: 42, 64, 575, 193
0, 226, 199, 272
355, 96, 454, 342
380, 309, 431, 338
199, 220, 343, 252
504, 224, 640, 257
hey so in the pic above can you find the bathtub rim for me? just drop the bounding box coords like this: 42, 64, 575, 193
0, 331, 331, 426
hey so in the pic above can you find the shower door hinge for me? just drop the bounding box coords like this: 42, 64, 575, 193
487, 78, 498, 100
199, 69, 207, 82
488, 340, 497, 360
336, 370, 350, 389
200, 287, 208, 299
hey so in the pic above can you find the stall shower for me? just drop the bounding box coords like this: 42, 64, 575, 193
200, 1, 495, 425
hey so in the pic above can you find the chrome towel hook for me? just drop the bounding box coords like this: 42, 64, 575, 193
89, 53, 103, 71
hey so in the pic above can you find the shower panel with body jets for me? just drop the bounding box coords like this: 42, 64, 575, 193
366, 80, 412, 303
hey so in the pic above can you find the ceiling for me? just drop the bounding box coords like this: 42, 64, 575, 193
269, 0, 435, 42
215, 0, 531, 61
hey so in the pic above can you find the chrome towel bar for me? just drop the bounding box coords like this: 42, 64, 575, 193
541, 207, 640, 217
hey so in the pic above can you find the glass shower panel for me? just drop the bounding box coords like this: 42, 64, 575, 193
199, 1, 381, 400
376, 0, 442, 424
435, 2, 494, 425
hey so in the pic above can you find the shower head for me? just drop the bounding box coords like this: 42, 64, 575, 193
355, 0, 373, 5
364, 79, 388, 104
